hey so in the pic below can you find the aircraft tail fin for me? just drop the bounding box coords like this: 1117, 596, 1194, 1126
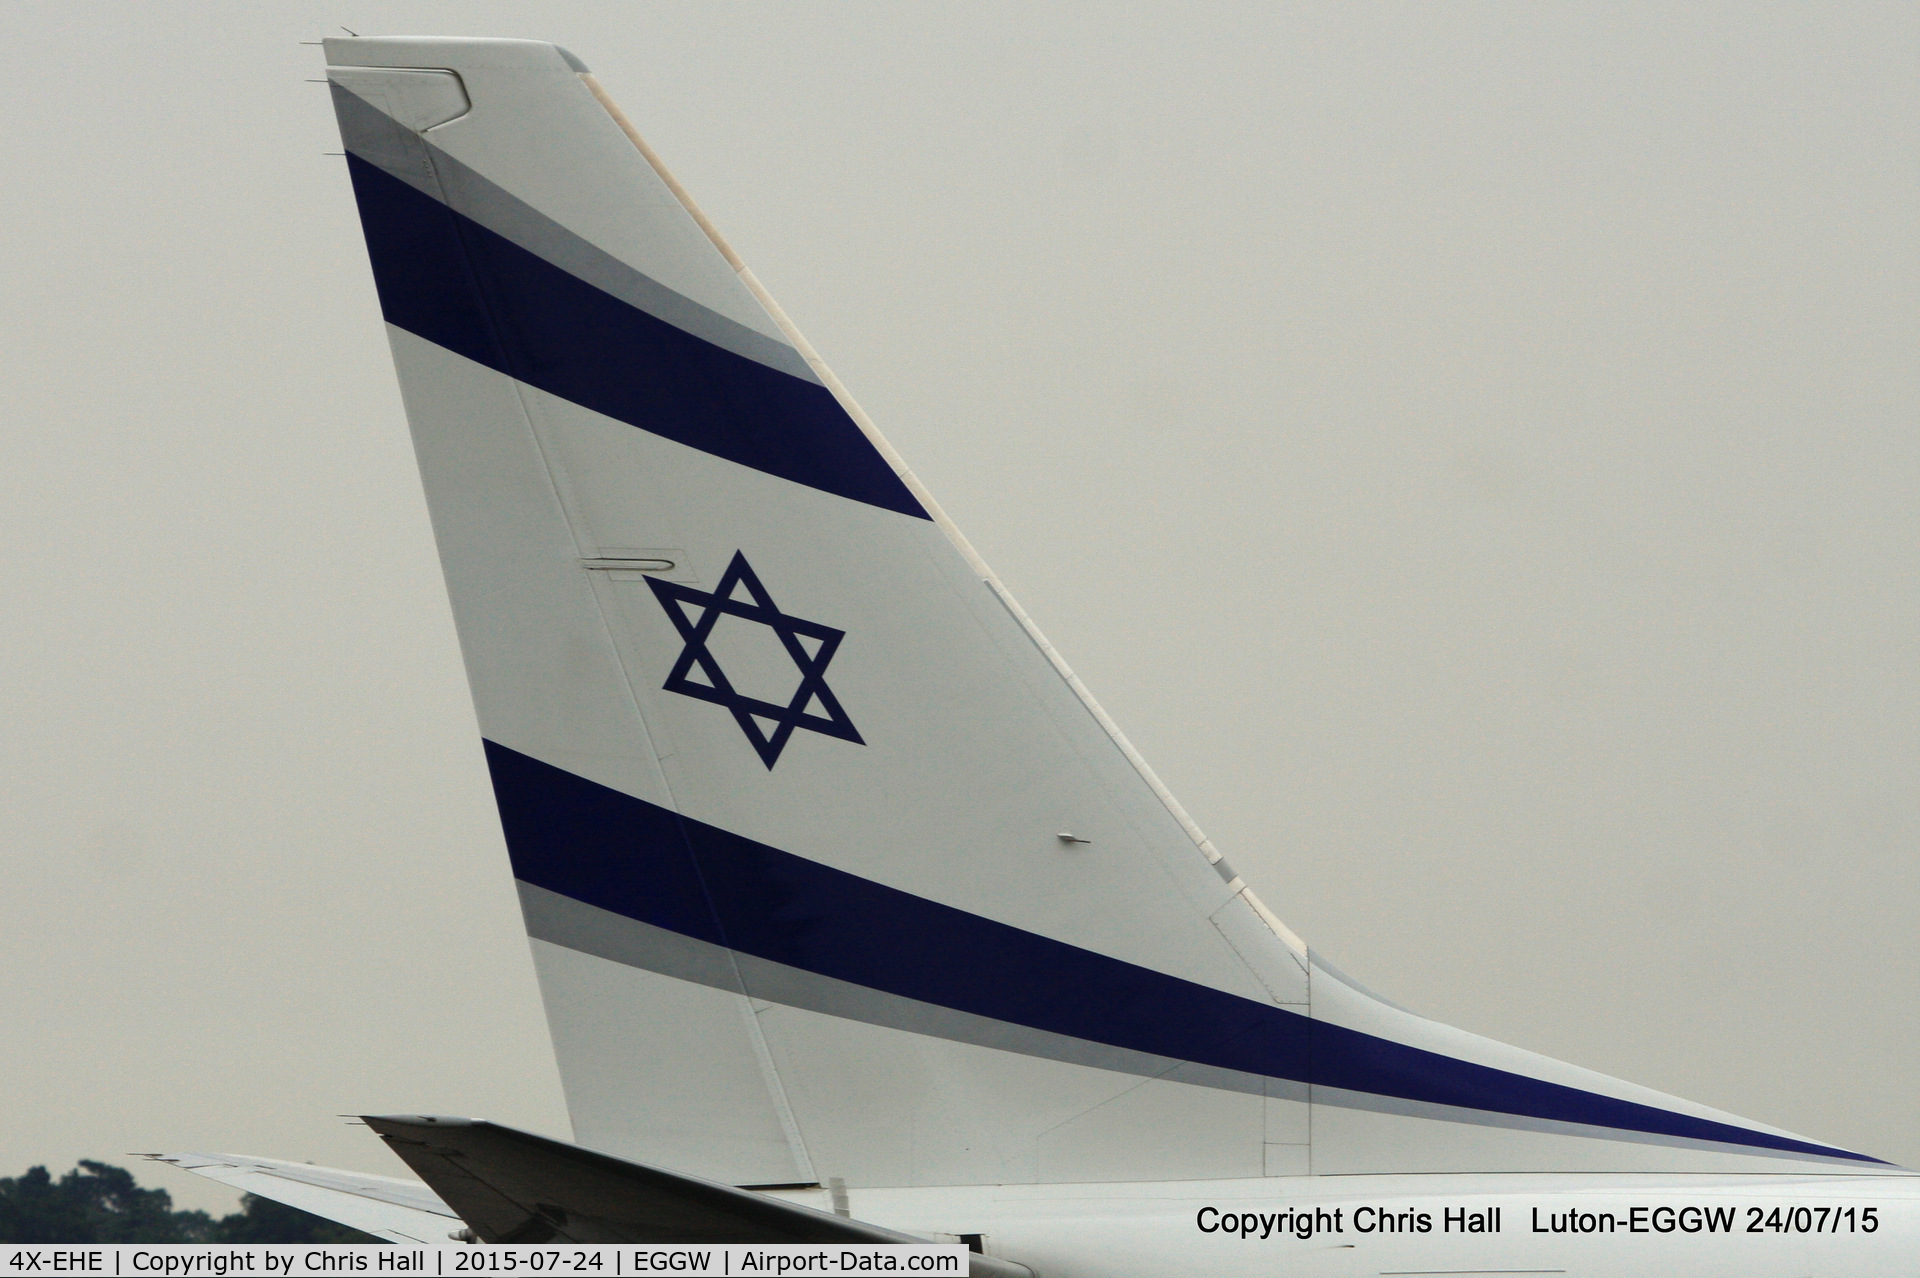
324, 36, 1885, 1186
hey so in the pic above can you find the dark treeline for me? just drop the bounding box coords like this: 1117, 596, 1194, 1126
0, 1161, 382, 1243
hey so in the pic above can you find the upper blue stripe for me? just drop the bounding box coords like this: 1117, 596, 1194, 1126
482, 740, 1879, 1165
343, 153, 930, 521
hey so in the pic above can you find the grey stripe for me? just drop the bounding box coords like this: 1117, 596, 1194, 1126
518, 881, 1295, 1103
330, 85, 818, 383
1303, 953, 1883, 1167
522, 883, 1878, 1166
332, 82, 442, 198
1309, 1085, 1881, 1170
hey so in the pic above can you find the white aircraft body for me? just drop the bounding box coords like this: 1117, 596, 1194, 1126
158, 36, 1919, 1274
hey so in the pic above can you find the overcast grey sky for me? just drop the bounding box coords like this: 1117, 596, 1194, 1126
1, 2, 1914, 1214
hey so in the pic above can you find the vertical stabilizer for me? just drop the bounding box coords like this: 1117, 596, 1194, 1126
326, 36, 1884, 1186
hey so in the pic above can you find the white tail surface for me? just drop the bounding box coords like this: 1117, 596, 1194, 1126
325, 36, 1886, 1187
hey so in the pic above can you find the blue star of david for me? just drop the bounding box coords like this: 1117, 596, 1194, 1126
645, 551, 864, 769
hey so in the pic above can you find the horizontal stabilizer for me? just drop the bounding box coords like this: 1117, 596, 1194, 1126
144, 1152, 460, 1244
361, 1117, 1031, 1275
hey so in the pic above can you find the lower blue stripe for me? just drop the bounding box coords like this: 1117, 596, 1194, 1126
483, 740, 1877, 1165
343, 153, 929, 522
